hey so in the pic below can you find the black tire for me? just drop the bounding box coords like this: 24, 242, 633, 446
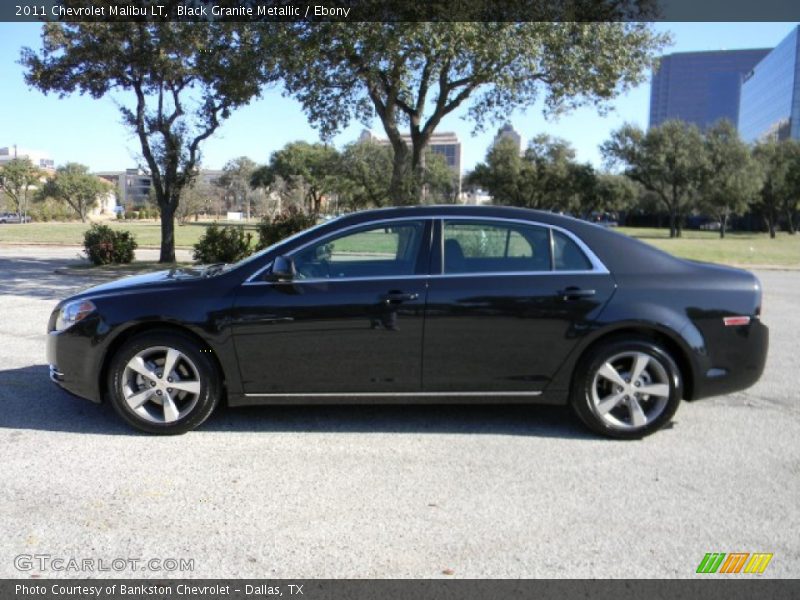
570, 337, 682, 439
107, 330, 221, 434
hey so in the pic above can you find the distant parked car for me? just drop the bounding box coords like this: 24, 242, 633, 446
699, 220, 722, 231
0, 212, 31, 224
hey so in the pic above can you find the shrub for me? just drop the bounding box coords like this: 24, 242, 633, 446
193, 223, 253, 264
256, 207, 317, 251
83, 224, 138, 265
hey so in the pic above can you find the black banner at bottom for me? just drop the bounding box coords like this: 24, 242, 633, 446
2, 580, 800, 600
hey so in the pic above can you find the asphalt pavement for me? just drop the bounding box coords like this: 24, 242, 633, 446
0, 245, 797, 578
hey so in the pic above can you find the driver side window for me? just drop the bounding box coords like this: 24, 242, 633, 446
291, 221, 425, 280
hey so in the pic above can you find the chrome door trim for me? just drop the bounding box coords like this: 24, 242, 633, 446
244, 390, 542, 398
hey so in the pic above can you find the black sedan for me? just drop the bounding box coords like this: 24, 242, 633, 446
47, 206, 768, 438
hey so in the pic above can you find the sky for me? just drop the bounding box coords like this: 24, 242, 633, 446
0, 22, 795, 175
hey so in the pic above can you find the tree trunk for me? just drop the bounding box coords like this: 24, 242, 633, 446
786, 209, 796, 234
720, 213, 727, 239
410, 143, 427, 204
388, 142, 411, 205
768, 213, 776, 239
668, 211, 677, 238
159, 202, 176, 263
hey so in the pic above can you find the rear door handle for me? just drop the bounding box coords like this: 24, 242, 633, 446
559, 287, 596, 301
384, 291, 419, 304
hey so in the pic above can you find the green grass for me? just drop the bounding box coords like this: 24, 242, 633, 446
0, 220, 254, 248
2, 220, 798, 267
617, 227, 800, 267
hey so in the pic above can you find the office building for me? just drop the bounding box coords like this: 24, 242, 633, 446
0, 146, 55, 172
649, 49, 770, 130
358, 129, 462, 194
738, 25, 800, 142
96, 168, 152, 208
493, 123, 522, 153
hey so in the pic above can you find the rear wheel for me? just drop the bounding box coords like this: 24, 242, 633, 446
571, 338, 682, 439
107, 331, 220, 434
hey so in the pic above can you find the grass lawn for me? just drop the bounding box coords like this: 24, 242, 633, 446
1, 220, 798, 268
0, 220, 254, 248
617, 227, 800, 267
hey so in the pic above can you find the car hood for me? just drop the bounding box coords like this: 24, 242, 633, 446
74, 266, 212, 297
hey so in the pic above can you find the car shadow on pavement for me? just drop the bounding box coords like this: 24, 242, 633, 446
0, 255, 101, 300
2, 365, 595, 440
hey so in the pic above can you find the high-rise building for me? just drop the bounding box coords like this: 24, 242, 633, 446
738, 25, 800, 143
493, 123, 522, 153
649, 49, 771, 130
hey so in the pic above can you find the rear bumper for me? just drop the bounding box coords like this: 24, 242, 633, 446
691, 320, 769, 400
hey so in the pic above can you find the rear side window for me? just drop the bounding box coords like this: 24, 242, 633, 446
553, 229, 592, 271
443, 220, 550, 274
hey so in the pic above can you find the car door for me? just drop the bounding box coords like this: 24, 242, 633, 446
232, 218, 432, 396
422, 218, 616, 393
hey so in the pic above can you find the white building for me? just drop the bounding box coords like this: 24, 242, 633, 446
0, 146, 55, 172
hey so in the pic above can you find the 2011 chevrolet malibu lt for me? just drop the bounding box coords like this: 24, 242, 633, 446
47, 206, 768, 438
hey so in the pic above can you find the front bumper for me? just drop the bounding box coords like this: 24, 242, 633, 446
46, 327, 104, 403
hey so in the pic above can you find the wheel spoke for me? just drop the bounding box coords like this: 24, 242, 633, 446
639, 383, 670, 398
162, 348, 182, 380
126, 388, 153, 410
629, 397, 647, 428
630, 353, 650, 383
596, 391, 626, 415
598, 362, 627, 387
162, 394, 180, 423
170, 379, 200, 395
128, 356, 156, 380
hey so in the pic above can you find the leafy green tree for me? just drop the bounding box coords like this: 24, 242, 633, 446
251, 142, 341, 215
780, 139, 800, 234
602, 120, 706, 237
278, 20, 668, 204
39, 163, 111, 222
217, 157, 259, 220
177, 179, 218, 225
466, 137, 533, 207
586, 173, 640, 218
337, 140, 394, 210
699, 120, 762, 238
0, 157, 42, 221
22, 21, 275, 262
753, 140, 798, 238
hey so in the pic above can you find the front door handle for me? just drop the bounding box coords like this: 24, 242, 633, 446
559, 287, 596, 301
384, 291, 419, 304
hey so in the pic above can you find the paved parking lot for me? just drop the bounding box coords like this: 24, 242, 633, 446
0, 245, 798, 578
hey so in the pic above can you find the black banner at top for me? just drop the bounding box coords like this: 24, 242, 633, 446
2, 0, 800, 23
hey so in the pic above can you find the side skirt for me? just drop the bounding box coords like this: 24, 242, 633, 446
227, 390, 568, 407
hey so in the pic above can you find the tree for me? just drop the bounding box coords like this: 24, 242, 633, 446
0, 158, 41, 221
22, 21, 275, 261
337, 140, 394, 210
217, 157, 259, 220
278, 19, 668, 204
467, 135, 591, 212
251, 142, 341, 214
602, 120, 706, 237
586, 173, 640, 218
780, 139, 800, 234
753, 140, 797, 238
176, 179, 218, 225
699, 120, 762, 238
39, 163, 111, 222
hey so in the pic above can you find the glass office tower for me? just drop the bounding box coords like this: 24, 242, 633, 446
738, 26, 800, 143
649, 49, 771, 130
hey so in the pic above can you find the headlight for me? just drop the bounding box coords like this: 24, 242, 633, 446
54, 299, 97, 332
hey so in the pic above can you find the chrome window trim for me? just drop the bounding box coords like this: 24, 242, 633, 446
440, 216, 608, 275
244, 216, 431, 284
242, 214, 609, 286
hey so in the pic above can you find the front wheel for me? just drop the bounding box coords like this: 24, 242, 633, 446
107, 331, 220, 434
571, 338, 682, 439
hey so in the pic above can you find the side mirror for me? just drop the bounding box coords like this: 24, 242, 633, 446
265, 255, 296, 282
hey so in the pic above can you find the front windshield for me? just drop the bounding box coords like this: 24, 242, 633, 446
227, 217, 339, 271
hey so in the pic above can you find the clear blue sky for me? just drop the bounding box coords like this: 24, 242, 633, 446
0, 22, 795, 174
